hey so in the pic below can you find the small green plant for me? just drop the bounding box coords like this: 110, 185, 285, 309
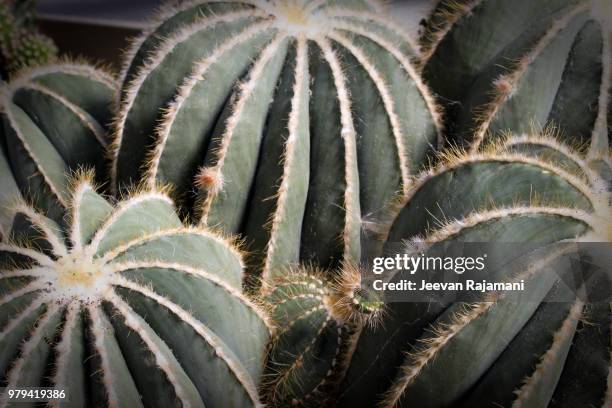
262, 265, 382, 407
0, 0, 57, 77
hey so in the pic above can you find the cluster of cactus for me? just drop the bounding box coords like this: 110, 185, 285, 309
0, 0, 609, 407
0, 0, 57, 78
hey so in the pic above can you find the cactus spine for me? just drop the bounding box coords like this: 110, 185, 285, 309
112, 0, 442, 277
0, 173, 271, 407
0, 62, 116, 225
421, 0, 611, 163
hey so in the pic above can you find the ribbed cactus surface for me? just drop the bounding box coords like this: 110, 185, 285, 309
0, 174, 271, 407
0, 62, 116, 226
112, 0, 442, 276
338, 133, 610, 407
421, 0, 610, 161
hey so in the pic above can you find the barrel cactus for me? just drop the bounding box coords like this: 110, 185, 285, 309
0, 172, 271, 407
111, 0, 442, 277
421, 0, 610, 162
338, 132, 611, 407
262, 265, 382, 407
0, 62, 116, 225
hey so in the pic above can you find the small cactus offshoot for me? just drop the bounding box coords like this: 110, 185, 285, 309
0, 0, 58, 77
262, 265, 382, 407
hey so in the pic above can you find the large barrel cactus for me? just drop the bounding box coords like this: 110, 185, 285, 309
421, 0, 610, 161
338, 132, 611, 407
0, 62, 116, 225
0, 173, 271, 407
112, 0, 442, 276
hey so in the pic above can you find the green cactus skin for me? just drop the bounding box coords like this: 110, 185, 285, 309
421, 0, 610, 163
0, 173, 271, 408
262, 266, 382, 407
0, 129, 20, 238
0, 62, 116, 226
337, 133, 611, 407
111, 0, 442, 276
